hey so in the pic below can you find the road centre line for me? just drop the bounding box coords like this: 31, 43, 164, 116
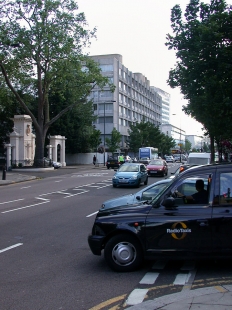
0, 243, 23, 254
20, 186, 31, 189
0, 198, 24, 205
1, 200, 50, 213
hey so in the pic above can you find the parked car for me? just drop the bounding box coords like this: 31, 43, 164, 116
101, 179, 171, 210
112, 163, 148, 188
106, 156, 121, 169
138, 157, 151, 165
146, 159, 168, 177
88, 163, 232, 271
52, 161, 62, 169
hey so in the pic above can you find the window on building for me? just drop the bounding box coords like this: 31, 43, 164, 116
99, 64, 113, 72
99, 116, 113, 124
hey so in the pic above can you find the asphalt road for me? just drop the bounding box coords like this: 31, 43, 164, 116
1, 163, 232, 310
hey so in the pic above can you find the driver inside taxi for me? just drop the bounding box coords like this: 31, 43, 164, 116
176, 179, 208, 204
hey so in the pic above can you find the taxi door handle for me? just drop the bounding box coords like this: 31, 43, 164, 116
197, 220, 208, 227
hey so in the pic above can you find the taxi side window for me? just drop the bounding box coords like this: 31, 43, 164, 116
176, 175, 209, 204
219, 172, 232, 205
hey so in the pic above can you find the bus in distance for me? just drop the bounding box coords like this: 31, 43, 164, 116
139, 147, 158, 160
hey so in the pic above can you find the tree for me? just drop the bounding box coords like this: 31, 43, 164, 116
89, 129, 102, 153
126, 124, 143, 155
184, 139, 192, 153
159, 133, 176, 156
166, 0, 232, 162
105, 128, 121, 154
0, 0, 114, 166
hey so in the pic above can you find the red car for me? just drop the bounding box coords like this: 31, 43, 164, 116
146, 159, 168, 177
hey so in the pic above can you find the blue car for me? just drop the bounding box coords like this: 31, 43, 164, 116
112, 163, 148, 188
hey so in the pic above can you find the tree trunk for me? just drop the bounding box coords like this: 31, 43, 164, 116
34, 128, 46, 167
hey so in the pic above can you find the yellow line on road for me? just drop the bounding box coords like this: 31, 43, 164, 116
89, 294, 127, 310
214, 285, 228, 293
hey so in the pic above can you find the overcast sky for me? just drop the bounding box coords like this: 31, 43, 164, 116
77, 0, 210, 135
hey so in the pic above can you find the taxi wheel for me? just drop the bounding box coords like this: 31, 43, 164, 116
144, 177, 148, 185
104, 234, 143, 272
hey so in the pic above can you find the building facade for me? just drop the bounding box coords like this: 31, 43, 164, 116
152, 87, 170, 124
89, 54, 163, 152
161, 123, 186, 151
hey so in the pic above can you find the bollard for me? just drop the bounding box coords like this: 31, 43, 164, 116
2, 165, 6, 180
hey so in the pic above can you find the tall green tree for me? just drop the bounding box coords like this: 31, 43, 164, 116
166, 0, 232, 161
184, 139, 192, 153
89, 129, 102, 153
105, 128, 121, 154
0, 0, 114, 166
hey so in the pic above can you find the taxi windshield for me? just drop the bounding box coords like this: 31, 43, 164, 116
151, 177, 178, 206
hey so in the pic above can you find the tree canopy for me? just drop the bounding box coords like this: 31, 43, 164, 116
0, 0, 114, 166
127, 119, 176, 156
166, 0, 232, 159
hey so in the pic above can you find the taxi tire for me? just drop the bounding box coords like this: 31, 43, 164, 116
144, 177, 148, 185
104, 234, 143, 272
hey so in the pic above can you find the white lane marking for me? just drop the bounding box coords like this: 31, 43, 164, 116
0, 243, 23, 254
139, 272, 159, 284
173, 273, 191, 285
0, 198, 24, 205
55, 180, 62, 183
126, 288, 149, 305
64, 190, 89, 198
35, 197, 50, 201
86, 211, 98, 217
152, 260, 167, 270
20, 186, 31, 189
56, 191, 71, 195
1, 200, 50, 213
97, 184, 112, 189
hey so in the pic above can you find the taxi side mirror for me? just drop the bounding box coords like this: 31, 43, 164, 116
162, 197, 176, 209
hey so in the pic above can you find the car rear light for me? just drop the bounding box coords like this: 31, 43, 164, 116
180, 166, 184, 172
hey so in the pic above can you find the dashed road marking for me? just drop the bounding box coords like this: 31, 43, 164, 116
0, 243, 23, 254
0, 198, 24, 205
139, 272, 159, 284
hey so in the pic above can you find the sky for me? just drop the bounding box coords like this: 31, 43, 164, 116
77, 0, 208, 136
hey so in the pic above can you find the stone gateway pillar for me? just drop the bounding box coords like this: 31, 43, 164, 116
10, 115, 35, 166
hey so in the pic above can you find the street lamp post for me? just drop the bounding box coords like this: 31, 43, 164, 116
172, 113, 182, 160
103, 100, 116, 166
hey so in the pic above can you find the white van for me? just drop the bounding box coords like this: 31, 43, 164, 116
187, 152, 211, 165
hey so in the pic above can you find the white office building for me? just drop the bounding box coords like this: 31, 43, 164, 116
89, 54, 163, 152
152, 87, 170, 124
161, 123, 186, 151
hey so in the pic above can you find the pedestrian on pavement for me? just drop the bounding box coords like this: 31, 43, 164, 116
119, 154, 124, 164
93, 155, 96, 166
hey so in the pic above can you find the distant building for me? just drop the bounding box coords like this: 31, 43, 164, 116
89, 54, 163, 152
161, 123, 185, 151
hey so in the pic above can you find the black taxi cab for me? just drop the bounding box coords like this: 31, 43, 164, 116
88, 163, 232, 271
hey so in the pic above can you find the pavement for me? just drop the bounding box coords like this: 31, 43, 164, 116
1, 166, 232, 309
